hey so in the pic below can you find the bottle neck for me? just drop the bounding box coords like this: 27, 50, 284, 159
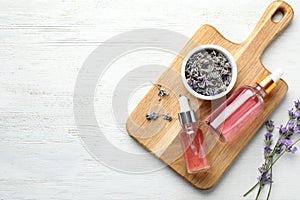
255, 83, 268, 98
256, 75, 277, 94
182, 122, 198, 129
178, 110, 197, 126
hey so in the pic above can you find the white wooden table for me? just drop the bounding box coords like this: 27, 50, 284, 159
1, 0, 299, 199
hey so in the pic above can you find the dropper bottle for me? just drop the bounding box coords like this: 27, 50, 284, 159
205, 69, 283, 143
178, 95, 210, 173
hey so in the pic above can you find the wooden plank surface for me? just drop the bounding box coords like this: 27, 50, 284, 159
126, 1, 293, 190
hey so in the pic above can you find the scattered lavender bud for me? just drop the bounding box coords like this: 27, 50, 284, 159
145, 112, 158, 121
158, 89, 169, 97
163, 114, 172, 121
151, 112, 158, 120
145, 112, 173, 122
151, 82, 170, 98
145, 113, 152, 121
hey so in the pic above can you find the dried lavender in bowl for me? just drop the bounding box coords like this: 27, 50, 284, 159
185, 49, 233, 96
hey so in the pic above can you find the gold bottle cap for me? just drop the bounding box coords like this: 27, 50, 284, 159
257, 69, 283, 94
257, 75, 276, 94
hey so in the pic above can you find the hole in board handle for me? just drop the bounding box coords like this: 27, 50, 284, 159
272, 8, 284, 23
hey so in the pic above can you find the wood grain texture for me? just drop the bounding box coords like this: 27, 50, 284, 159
126, 1, 293, 190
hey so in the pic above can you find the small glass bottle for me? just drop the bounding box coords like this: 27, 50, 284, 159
205, 69, 283, 143
178, 95, 210, 173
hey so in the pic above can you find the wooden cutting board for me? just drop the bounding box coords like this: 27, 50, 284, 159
126, 1, 293, 190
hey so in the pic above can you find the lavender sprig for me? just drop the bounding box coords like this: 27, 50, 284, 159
244, 100, 300, 200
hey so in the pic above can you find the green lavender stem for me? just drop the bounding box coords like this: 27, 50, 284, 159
244, 138, 300, 197
243, 182, 259, 197
244, 150, 283, 197
255, 185, 263, 200
266, 157, 273, 200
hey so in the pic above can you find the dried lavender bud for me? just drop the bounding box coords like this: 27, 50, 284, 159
151, 112, 158, 120
145, 112, 158, 120
145, 112, 172, 122
158, 89, 169, 97
145, 113, 152, 121
184, 49, 233, 96
163, 114, 172, 121
151, 82, 170, 97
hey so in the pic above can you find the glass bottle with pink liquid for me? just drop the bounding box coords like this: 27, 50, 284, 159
205, 69, 283, 143
178, 95, 210, 173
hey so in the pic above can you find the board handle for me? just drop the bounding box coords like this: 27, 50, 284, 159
243, 1, 294, 57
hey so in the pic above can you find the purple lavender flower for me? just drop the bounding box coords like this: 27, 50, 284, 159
294, 100, 300, 110
257, 172, 272, 185
287, 133, 293, 140
295, 127, 300, 134
196, 76, 202, 81
278, 138, 292, 147
285, 139, 293, 147
265, 120, 274, 132
264, 173, 272, 185
257, 175, 263, 182
288, 121, 295, 131
264, 146, 272, 155
265, 132, 273, 141
288, 108, 295, 119
258, 167, 266, 174
278, 137, 285, 146
275, 146, 283, 154
290, 146, 297, 154
279, 125, 288, 136
295, 111, 300, 119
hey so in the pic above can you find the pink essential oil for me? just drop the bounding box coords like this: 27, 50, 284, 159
178, 95, 210, 173
206, 69, 283, 143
